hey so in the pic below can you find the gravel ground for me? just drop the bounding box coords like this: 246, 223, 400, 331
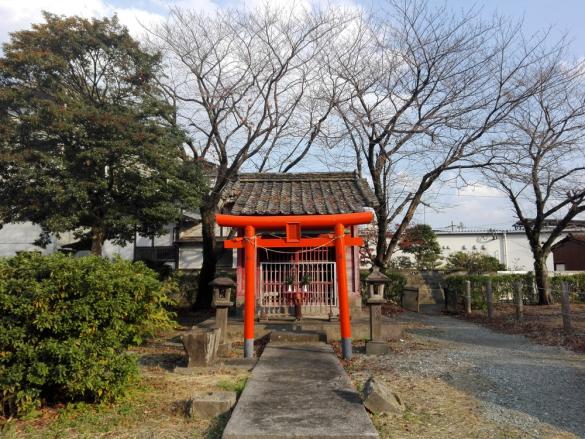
382, 312, 585, 438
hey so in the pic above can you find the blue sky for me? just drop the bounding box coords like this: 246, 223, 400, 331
1, 0, 582, 229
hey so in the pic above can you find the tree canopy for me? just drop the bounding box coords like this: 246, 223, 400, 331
0, 13, 203, 255
398, 224, 441, 270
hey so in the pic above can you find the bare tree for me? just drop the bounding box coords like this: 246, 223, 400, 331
321, 0, 558, 269
150, 5, 346, 307
486, 62, 585, 304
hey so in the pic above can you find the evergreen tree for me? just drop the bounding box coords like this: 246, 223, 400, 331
445, 251, 505, 273
399, 224, 441, 270
0, 13, 203, 255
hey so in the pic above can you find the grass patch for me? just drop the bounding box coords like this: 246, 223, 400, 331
1, 332, 250, 438
217, 376, 248, 396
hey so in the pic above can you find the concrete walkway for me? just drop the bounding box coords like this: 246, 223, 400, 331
222, 342, 379, 439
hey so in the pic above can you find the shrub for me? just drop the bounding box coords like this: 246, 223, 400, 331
0, 253, 176, 417
171, 270, 200, 308
388, 256, 414, 270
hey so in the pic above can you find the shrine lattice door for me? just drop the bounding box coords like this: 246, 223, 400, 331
258, 247, 338, 317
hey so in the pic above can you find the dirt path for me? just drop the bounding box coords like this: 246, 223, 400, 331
388, 312, 585, 437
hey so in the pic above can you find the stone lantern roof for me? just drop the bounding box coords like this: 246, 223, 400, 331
209, 276, 236, 288
365, 266, 390, 284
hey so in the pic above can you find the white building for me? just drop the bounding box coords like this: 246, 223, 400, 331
0, 217, 232, 270
0, 222, 57, 257
434, 229, 555, 271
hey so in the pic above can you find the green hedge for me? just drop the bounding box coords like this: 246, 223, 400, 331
549, 273, 585, 302
0, 253, 176, 417
444, 273, 535, 310
360, 269, 407, 305
445, 272, 585, 310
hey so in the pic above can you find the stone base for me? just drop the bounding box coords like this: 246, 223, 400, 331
186, 391, 237, 419
182, 327, 221, 367
365, 340, 389, 355
382, 324, 403, 341
217, 342, 232, 357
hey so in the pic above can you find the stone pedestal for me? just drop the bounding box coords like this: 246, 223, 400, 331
215, 305, 231, 341
365, 297, 389, 355
365, 340, 389, 355
182, 327, 221, 367
213, 300, 233, 358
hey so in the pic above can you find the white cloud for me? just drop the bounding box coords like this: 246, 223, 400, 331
112, 7, 165, 39
0, 0, 360, 47
0, 0, 108, 42
415, 183, 515, 229
0, 1, 156, 44
457, 183, 503, 198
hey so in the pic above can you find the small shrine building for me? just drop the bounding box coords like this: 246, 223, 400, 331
217, 172, 378, 359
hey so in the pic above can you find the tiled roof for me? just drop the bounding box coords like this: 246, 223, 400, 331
223, 172, 378, 216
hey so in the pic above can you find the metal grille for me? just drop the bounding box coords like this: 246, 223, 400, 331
259, 261, 338, 317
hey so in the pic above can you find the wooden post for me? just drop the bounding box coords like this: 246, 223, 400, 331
486, 279, 493, 322
334, 223, 352, 360
515, 281, 523, 323
561, 282, 572, 333
465, 280, 472, 316
243, 225, 256, 358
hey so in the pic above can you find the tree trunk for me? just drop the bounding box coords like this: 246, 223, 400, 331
90, 225, 106, 256
373, 205, 388, 269
195, 201, 218, 310
533, 255, 552, 305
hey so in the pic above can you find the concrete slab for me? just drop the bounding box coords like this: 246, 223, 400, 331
222, 343, 379, 439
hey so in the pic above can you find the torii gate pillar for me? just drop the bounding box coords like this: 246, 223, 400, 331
335, 223, 352, 359
243, 225, 256, 358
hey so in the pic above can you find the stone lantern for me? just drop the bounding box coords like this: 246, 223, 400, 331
365, 267, 390, 355
209, 276, 235, 348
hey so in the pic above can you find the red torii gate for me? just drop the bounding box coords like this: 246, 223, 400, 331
216, 211, 373, 360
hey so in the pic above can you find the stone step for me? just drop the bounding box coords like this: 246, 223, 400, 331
222, 343, 379, 439
268, 330, 327, 343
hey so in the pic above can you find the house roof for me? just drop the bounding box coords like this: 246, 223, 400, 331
552, 233, 585, 250
223, 172, 378, 216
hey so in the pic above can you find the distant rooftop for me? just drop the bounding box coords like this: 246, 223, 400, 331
512, 219, 585, 231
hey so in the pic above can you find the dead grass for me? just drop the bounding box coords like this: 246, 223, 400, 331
0, 335, 249, 439
367, 374, 576, 439
336, 334, 580, 439
460, 303, 585, 353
